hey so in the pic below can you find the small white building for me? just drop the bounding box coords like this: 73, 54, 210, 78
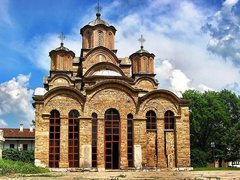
0, 124, 35, 151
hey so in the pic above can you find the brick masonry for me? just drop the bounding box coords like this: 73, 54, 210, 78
33, 13, 191, 170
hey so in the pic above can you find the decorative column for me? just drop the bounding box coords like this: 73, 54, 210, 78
35, 111, 50, 167
59, 115, 69, 168
157, 117, 167, 168
79, 117, 92, 168
97, 117, 105, 171
133, 118, 146, 169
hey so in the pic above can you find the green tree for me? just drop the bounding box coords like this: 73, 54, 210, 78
182, 90, 238, 167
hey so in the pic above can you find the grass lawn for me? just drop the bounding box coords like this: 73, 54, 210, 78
194, 167, 240, 171
0, 159, 49, 175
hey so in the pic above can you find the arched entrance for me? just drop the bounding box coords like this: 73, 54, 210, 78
104, 108, 120, 169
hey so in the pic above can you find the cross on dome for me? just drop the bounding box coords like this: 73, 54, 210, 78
95, 0, 102, 18
59, 32, 65, 46
138, 34, 145, 49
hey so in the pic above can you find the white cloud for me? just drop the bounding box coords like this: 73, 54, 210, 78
223, 0, 239, 6
16, 33, 81, 71
204, 0, 240, 65
0, 0, 12, 26
18, 0, 240, 95
0, 119, 8, 127
0, 74, 34, 126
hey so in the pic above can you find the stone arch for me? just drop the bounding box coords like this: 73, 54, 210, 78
138, 90, 181, 117
84, 62, 125, 77
44, 86, 85, 112
134, 77, 157, 91
49, 74, 73, 88
85, 81, 137, 117
83, 46, 120, 73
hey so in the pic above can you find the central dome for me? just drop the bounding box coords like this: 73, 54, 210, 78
88, 13, 109, 26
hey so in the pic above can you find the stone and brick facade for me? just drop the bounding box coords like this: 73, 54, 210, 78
33, 12, 191, 170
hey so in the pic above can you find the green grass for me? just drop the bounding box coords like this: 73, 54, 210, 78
0, 159, 49, 175
194, 167, 240, 171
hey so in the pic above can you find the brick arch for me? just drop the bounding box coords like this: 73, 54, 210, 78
44, 86, 85, 112
85, 81, 138, 117
83, 46, 120, 70
138, 90, 184, 117
134, 77, 158, 90
49, 73, 74, 87
84, 62, 125, 77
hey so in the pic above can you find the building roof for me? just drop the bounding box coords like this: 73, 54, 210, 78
135, 46, 150, 54
1, 128, 35, 138
88, 13, 110, 26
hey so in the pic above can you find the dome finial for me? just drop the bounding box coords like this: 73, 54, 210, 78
138, 34, 146, 49
95, 0, 102, 19
58, 32, 65, 46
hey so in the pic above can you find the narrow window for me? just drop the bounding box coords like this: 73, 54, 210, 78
92, 113, 98, 167
87, 31, 91, 48
127, 114, 134, 167
10, 144, 15, 149
49, 110, 60, 168
164, 110, 175, 130
98, 31, 103, 46
146, 110, 156, 129
68, 110, 79, 167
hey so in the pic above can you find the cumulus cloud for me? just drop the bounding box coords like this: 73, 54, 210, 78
0, 0, 12, 26
15, 33, 81, 71
0, 119, 8, 127
0, 74, 34, 126
17, 0, 240, 95
203, 0, 240, 65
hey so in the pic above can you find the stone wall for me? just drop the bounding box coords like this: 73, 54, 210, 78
34, 87, 191, 169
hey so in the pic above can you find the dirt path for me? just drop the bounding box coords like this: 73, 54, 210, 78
1, 170, 240, 179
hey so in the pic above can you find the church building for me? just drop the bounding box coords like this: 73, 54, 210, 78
33, 9, 191, 170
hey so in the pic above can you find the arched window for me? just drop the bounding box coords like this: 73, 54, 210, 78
49, 110, 60, 168
92, 113, 98, 168
98, 30, 103, 46
105, 108, 120, 169
87, 31, 92, 48
146, 110, 156, 129
68, 110, 79, 167
164, 110, 175, 130
127, 114, 134, 167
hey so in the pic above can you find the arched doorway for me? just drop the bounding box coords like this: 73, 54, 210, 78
104, 108, 120, 169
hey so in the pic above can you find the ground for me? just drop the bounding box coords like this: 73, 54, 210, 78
1, 170, 240, 179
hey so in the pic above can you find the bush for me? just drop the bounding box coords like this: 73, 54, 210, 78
0, 159, 49, 175
2, 149, 34, 164
191, 148, 208, 167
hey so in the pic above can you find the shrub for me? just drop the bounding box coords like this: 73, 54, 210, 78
2, 149, 34, 164
0, 159, 49, 175
191, 148, 208, 167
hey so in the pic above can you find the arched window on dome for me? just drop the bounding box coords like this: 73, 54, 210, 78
146, 110, 156, 130
164, 110, 175, 130
49, 110, 60, 168
98, 30, 103, 46
87, 31, 92, 48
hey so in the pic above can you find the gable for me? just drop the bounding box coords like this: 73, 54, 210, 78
82, 46, 120, 74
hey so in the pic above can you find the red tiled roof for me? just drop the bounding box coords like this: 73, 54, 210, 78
1, 128, 35, 138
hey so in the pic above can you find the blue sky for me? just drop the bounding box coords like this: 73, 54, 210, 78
0, 0, 240, 128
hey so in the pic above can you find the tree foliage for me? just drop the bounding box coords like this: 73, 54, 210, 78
182, 89, 240, 167
2, 149, 34, 164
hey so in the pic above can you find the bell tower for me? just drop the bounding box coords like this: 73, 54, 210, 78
130, 35, 155, 77
49, 33, 75, 72
80, 2, 117, 56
